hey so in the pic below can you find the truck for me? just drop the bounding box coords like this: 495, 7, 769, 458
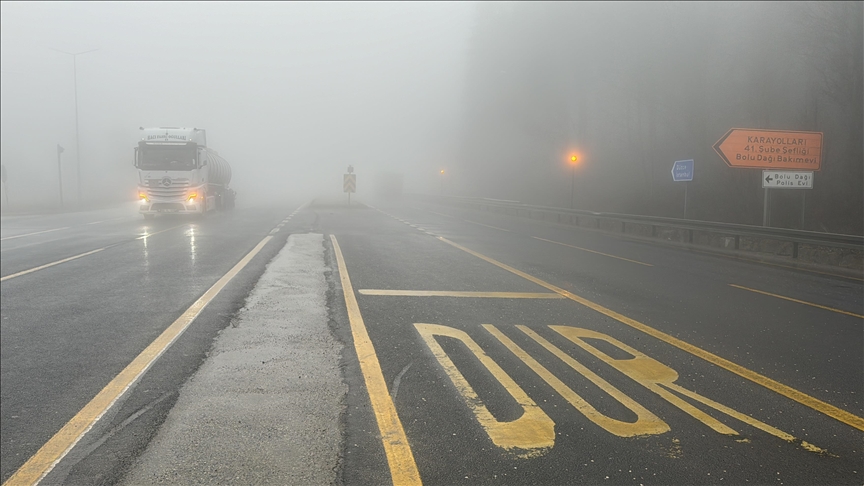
134, 127, 235, 219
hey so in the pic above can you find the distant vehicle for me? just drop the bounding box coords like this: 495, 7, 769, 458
135, 127, 235, 219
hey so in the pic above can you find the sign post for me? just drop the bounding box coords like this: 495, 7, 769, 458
713, 129, 822, 227
671, 159, 694, 218
761, 170, 813, 228
343, 165, 356, 205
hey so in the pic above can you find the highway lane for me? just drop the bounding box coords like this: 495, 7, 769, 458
3, 198, 860, 485
399, 201, 864, 414
322, 200, 862, 485
0, 201, 312, 484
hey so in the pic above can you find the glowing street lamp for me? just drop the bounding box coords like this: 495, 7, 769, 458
569, 154, 579, 209
439, 169, 445, 195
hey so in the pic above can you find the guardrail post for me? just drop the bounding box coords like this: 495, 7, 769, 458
688, 229, 693, 244
793, 241, 799, 259
735, 235, 740, 250
621, 221, 626, 233
651, 225, 657, 238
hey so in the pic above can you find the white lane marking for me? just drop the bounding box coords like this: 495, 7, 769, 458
1, 227, 71, 241
0, 248, 107, 282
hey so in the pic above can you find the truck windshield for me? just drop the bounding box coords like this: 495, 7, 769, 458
139, 145, 197, 170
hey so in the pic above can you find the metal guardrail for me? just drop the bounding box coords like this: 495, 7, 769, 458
421, 195, 863, 263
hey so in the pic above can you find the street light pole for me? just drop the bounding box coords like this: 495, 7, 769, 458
49, 47, 98, 206
57, 144, 65, 207
440, 169, 445, 195
569, 155, 578, 209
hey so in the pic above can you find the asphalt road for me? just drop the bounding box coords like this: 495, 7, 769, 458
2, 197, 862, 485
0, 201, 313, 484
320, 199, 862, 485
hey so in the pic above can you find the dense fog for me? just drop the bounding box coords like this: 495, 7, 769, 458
0, 2, 471, 207
1, 2, 861, 233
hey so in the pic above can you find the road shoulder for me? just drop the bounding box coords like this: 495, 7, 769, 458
120, 232, 346, 485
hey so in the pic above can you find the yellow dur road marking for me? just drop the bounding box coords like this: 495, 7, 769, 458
358, 290, 564, 299
532, 236, 653, 267
415, 324, 555, 453
330, 235, 422, 486
436, 236, 864, 432
464, 220, 511, 232
0, 248, 105, 282
486, 325, 669, 437
730, 284, 864, 319
551, 326, 826, 453
4, 235, 274, 486
1, 227, 70, 241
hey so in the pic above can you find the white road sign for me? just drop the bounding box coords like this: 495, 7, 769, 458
762, 170, 813, 189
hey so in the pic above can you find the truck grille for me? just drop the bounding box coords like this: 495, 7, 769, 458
150, 203, 185, 211
144, 178, 191, 199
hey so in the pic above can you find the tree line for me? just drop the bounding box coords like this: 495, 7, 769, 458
454, 2, 862, 234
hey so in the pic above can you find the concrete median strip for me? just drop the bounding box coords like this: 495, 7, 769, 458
120, 233, 345, 485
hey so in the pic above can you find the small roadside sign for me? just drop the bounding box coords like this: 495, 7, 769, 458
344, 174, 356, 193
671, 160, 694, 182
762, 170, 813, 189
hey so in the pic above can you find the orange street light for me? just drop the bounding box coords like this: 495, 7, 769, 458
568, 154, 580, 208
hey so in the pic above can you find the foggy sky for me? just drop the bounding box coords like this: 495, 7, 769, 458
0, 2, 472, 206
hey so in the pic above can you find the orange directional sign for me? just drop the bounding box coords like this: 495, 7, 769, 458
713, 129, 823, 171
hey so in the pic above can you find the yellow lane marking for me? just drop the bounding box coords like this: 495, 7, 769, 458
330, 235, 421, 486
436, 236, 864, 432
684, 245, 863, 282
1, 227, 70, 241
730, 284, 864, 319
464, 220, 511, 232
358, 290, 564, 299
487, 324, 669, 437
0, 248, 106, 282
416, 324, 555, 453
4, 235, 275, 486
532, 236, 653, 267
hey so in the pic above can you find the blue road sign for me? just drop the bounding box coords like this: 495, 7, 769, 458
672, 159, 694, 182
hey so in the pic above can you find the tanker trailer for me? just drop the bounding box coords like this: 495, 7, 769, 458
135, 127, 235, 219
